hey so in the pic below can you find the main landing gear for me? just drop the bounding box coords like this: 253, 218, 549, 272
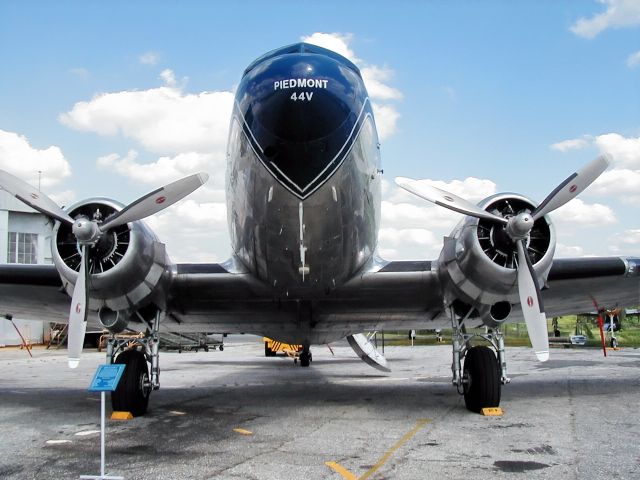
299, 346, 312, 367
449, 306, 510, 413
106, 312, 161, 416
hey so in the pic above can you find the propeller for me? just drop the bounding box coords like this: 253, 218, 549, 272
0, 170, 209, 367
0, 170, 74, 225
395, 154, 611, 361
68, 245, 88, 369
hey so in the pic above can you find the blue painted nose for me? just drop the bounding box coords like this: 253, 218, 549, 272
235, 43, 372, 198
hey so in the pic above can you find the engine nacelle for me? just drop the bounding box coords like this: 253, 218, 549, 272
438, 193, 556, 326
52, 198, 171, 332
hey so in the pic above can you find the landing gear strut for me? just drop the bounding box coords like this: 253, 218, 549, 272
106, 311, 161, 416
449, 306, 509, 413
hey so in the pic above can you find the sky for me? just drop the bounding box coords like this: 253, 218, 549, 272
0, 0, 639, 263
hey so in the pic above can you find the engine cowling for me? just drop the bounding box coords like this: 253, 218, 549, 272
438, 193, 556, 326
52, 198, 171, 332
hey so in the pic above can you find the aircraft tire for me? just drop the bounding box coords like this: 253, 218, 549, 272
111, 349, 150, 417
463, 346, 501, 413
300, 351, 311, 367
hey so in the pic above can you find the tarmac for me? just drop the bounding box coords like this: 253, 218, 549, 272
1, 336, 639, 479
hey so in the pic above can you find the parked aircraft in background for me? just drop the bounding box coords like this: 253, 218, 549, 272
0, 43, 638, 416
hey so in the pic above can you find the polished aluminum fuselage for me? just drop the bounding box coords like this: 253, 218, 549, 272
225, 44, 382, 297
226, 113, 381, 296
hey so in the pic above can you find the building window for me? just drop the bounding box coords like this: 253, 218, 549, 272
7, 232, 38, 264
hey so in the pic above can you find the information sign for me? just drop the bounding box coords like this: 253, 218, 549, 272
88, 364, 125, 392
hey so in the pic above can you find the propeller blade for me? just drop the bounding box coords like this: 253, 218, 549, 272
516, 240, 549, 362
532, 154, 610, 221
68, 246, 89, 368
395, 177, 507, 224
0, 169, 74, 225
100, 172, 209, 232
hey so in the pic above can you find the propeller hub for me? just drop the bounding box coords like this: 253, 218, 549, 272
506, 212, 533, 240
72, 217, 101, 245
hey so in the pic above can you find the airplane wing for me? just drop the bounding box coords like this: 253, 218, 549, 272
1, 256, 637, 334
544, 257, 639, 317
0, 264, 69, 323
0, 257, 640, 328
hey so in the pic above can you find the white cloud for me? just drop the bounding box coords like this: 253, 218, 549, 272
59, 86, 234, 155
378, 227, 442, 260
423, 178, 497, 202
551, 132, 640, 207
301, 32, 357, 62
49, 190, 76, 207
594, 133, 640, 168
97, 149, 225, 186
371, 103, 400, 140
381, 201, 459, 231
552, 133, 640, 167
301, 32, 401, 141
145, 200, 229, 262
58, 72, 237, 262
0, 129, 71, 187
570, 0, 640, 38
386, 176, 497, 204
551, 137, 591, 152
608, 229, 640, 255
378, 176, 497, 259
550, 198, 617, 227
627, 50, 640, 67
139, 52, 160, 66
160, 69, 177, 87
555, 243, 585, 257
360, 65, 403, 101
592, 168, 640, 204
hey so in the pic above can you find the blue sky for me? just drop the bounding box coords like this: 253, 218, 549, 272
0, 1, 639, 261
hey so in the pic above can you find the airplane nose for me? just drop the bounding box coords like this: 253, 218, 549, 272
250, 64, 353, 145
235, 44, 372, 198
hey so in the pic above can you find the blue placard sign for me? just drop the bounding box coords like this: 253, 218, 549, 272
88, 364, 126, 392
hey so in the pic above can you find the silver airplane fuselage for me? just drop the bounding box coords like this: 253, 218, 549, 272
226, 43, 382, 296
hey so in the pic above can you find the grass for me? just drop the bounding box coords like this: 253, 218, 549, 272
370, 312, 640, 349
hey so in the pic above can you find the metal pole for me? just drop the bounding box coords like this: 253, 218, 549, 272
101, 391, 105, 478
9, 318, 33, 357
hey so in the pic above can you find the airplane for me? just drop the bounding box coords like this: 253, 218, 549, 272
0, 42, 638, 416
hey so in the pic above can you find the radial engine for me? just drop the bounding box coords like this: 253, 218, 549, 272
52, 198, 171, 333
438, 193, 555, 327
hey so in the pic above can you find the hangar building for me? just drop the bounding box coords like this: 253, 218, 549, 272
0, 189, 54, 346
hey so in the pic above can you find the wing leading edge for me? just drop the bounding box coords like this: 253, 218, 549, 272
0, 256, 636, 338
544, 256, 639, 317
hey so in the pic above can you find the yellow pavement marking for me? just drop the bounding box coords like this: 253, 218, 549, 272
233, 428, 253, 435
360, 418, 431, 479
325, 461, 358, 480
326, 418, 431, 480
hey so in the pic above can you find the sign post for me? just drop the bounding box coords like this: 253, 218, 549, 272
80, 364, 126, 480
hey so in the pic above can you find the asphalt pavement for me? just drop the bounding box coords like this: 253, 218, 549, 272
1, 336, 639, 479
